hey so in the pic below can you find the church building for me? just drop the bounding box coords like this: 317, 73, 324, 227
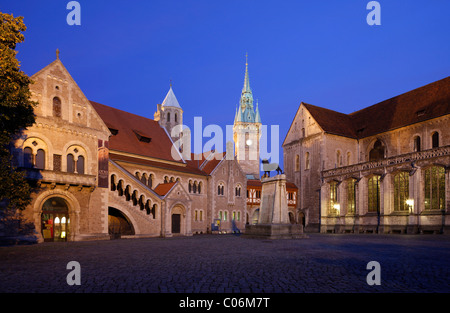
283, 77, 450, 234
11, 53, 257, 242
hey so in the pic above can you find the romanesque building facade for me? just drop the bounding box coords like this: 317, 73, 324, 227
283, 77, 450, 234
12, 54, 298, 242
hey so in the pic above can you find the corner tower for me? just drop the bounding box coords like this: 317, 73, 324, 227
233, 55, 262, 179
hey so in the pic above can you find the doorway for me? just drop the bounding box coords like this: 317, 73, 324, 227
172, 214, 181, 234
41, 197, 70, 242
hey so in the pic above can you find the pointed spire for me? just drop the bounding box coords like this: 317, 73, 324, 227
162, 85, 181, 108
242, 52, 251, 94
240, 53, 253, 110
255, 100, 261, 123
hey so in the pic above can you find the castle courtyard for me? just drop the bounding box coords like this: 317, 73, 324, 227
0, 234, 449, 294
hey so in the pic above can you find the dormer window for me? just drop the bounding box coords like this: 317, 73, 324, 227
133, 130, 151, 143
109, 128, 119, 136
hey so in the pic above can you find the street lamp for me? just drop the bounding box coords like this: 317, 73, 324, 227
406, 199, 414, 213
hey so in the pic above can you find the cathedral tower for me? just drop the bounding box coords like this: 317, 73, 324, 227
233, 55, 262, 179
154, 85, 183, 142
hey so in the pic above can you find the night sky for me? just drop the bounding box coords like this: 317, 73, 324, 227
3, 0, 450, 168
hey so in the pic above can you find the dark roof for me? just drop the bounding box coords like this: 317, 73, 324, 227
304, 76, 450, 139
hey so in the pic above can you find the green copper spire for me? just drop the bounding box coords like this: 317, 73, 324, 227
240, 53, 253, 110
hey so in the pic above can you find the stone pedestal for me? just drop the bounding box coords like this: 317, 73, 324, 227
244, 174, 307, 239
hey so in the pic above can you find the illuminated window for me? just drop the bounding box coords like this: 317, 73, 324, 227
347, 178, 356, 214
329, 181, 338, 215
394, 172, 409, 211
424, 166, 445, 210
368, 175, 381, 213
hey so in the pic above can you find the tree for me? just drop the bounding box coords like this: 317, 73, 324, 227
0, 12, 37, 243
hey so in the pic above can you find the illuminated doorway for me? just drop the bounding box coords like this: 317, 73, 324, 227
41, 197, 70, 242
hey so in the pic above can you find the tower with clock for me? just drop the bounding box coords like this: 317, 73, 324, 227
233, 55, 262, 179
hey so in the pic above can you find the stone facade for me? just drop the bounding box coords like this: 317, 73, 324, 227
10, 55, 284, 242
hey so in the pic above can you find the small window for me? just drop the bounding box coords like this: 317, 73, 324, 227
175, 113, 177, 123
414, 136, 421, 152
53, 97, 62, 118
23, 147, 33, 168
305, 152, 310, 170
35, 149, 45, 170
67, 154, 75, 173
167, 112, 170, 122
77, 155, 85, 174
432, 132, 439, 148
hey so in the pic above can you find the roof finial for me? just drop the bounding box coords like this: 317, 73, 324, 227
245, 52, 248, 66
56, 48, 60, 59
170, 79, 172, 88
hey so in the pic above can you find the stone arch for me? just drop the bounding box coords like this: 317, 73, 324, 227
33, 190, 81, 243
108, 207, 135, 239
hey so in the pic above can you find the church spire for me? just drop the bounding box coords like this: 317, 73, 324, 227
240, 53, 253, 110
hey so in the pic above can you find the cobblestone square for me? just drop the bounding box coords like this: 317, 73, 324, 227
0, 234, 449, 293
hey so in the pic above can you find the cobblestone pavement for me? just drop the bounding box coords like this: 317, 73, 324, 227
0, 234, 449, 293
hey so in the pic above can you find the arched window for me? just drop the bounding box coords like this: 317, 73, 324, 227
193, 181, 197, 193
167, 112, 170, 122
394, 172, 409, 211
369, 140, 385, 161
148, 174, 153, 188
141, 173, 147, 185
76, 155, 85, 174
305, 152, 310, 170
198, 182, 202, 194
424, 166, 445, 210
295, 155, 300, 171
188, 181, 192, 193
347, 152, 351, 166
235, 185, 241, 197
218, 183, 224, 196
432, 132, 439, 148
347, 178, 356, 214
110, 175, 117, 191
35, 149, 45, 170
23, 147, 33, 168
329, 181, 339, 215
336, 150, 342, 167
414, 136, 421, 152
368, 175, 381, 213
175, 113, 177, 123
67, 154, 75, 173
53, 97, 62, 117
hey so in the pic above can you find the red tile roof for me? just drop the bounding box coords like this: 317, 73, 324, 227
153, 182, 177, 196
304, 76, 450, 139
91, 101, 182, 164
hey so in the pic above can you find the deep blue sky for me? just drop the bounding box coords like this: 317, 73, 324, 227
3, 0, 450, 167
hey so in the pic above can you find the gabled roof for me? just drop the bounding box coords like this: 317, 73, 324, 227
91, 100, 182, 164
153, 182, 177, 197
302, 76, 450, 139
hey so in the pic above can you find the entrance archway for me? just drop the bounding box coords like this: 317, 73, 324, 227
41, 197, 70, 242
108, 207, 135, 239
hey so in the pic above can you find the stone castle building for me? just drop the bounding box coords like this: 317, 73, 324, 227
283, 76, 450, 234
9, 53, 299, 242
